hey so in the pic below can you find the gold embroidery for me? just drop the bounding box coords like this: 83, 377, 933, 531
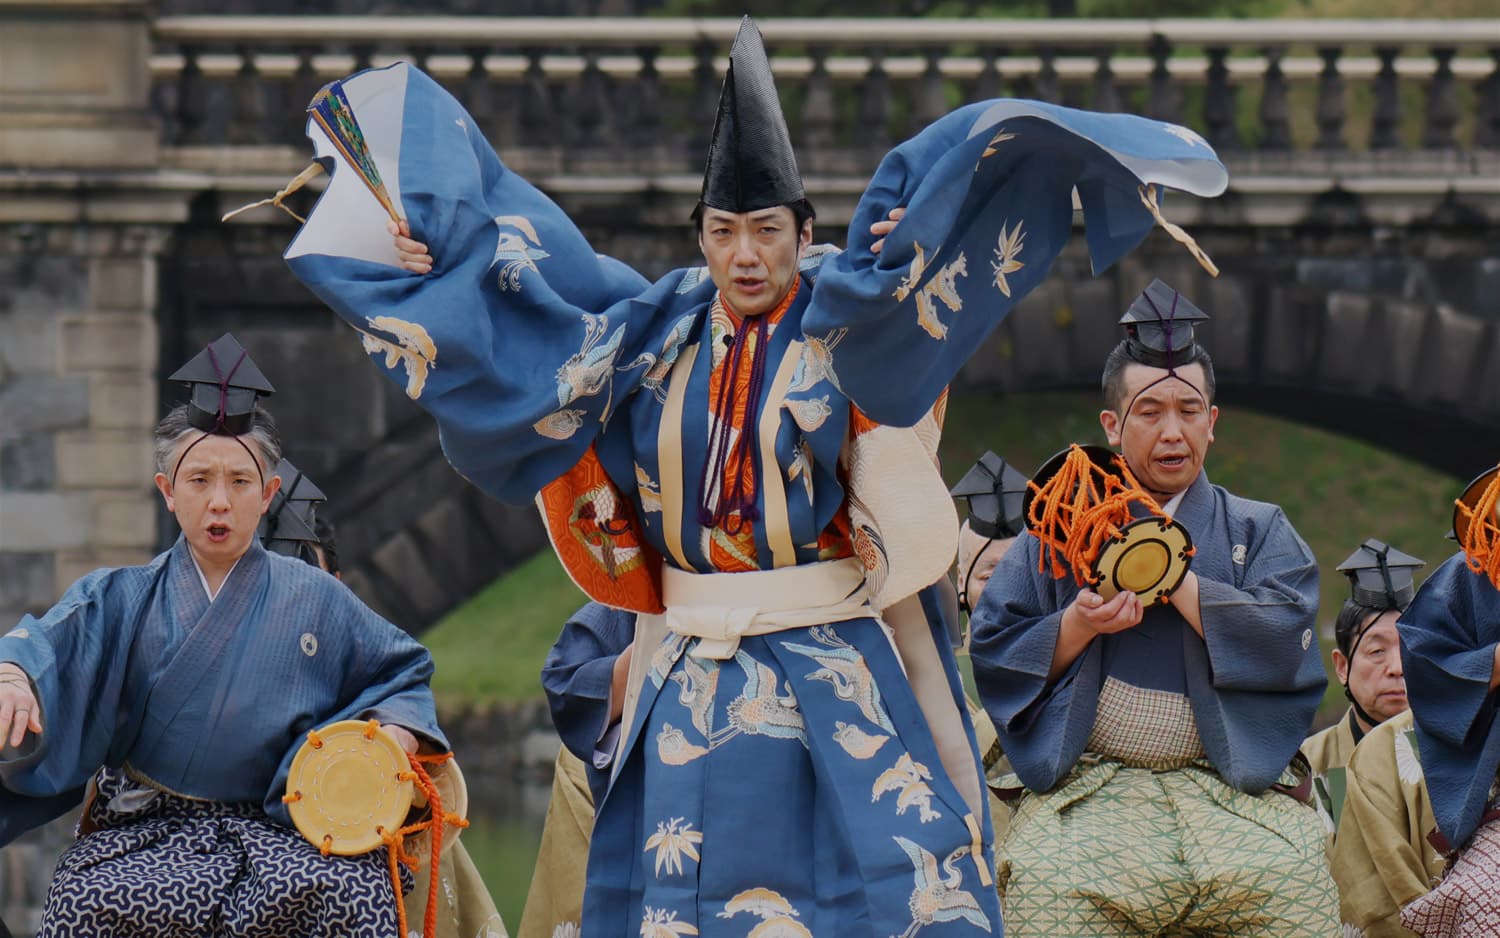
834, 721, 891, 760
641, 907, 699, 938
783, 396, 832, 434
533, 409, 586, 440
873, 753, 942, 823
915, 251, 969, 340
490, 215, 549, 292
892, 835, 994, 936
991, 220, 1026, 299
358, 316, 437, 399
644, 817, 704, 877
718, 889, 811, 937
781, 626, 894, 733
636, 464, 663, 514
981, 126, 1018, 159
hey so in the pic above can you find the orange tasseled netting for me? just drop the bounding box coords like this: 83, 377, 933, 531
1458, 468, 1500, 590
1027, 444, 1167, 589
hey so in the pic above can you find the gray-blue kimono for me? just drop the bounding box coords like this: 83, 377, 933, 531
1400, 552, 1500, 851
970, 471, 1327, 794
283, 63, 1228, 938
543, 601, 635, 805
0, 537, 446, 937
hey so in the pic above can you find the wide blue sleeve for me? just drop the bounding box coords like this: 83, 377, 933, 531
805, 99, 1228, 427
1399, 554, 1500, 847
284, 64, 704, 504
969, 533, 1101, 792
263, 582, 448, 825
0, 569, 145, 812
541, 603, 636, 766
1196, 508, 1324, 694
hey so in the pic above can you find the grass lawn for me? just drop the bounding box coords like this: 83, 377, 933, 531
425, 389, 1463, 715
421, 550, 587, 710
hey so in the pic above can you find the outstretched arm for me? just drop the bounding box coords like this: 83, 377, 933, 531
286, 65, 694, 504
803, 100, 1227, 428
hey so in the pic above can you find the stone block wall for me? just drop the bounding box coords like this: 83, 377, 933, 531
0, 226, 166, 628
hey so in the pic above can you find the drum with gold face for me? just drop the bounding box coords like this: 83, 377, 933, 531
1024, 443, 1193, 604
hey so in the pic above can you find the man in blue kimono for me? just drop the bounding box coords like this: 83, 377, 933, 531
284, 15, 1228, 935
1395, 466, 1500, 935
263, 468, 506, 938
970, 281, 1338, 937
0, 335, 447, 938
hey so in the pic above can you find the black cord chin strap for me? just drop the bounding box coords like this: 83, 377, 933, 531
958, 536, 999, 615
1341, 610, 1387, 731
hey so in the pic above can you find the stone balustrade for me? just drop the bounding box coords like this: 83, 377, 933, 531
149, 16, 1500, 164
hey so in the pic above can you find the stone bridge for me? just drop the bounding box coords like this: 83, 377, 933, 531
3, 1, 1500, 646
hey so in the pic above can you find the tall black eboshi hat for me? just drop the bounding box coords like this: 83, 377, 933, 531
699, 16, 806, 215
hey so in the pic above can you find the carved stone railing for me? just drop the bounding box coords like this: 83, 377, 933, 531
149, 16, 1500, 173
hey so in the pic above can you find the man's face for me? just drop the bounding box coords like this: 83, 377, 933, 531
1100, 361, 1217, 502
1334, 610, 1409, 728
698, 205, 812, 317
154, 434, 279, 570
957, 521, 1014, 611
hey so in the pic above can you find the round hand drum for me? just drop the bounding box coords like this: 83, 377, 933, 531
1092, 516, 1194, 603
286, 720, 414, 856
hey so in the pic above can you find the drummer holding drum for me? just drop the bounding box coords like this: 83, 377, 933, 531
969, 280, 1339, 938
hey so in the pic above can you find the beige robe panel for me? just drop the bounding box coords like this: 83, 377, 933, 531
1331, 710, 1445, 938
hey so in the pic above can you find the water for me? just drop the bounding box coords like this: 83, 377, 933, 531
461, 810, 549, 929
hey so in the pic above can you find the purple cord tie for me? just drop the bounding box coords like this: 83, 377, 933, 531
696, 308, 770, 534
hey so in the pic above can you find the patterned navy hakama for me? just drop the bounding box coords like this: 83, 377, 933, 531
41, 768, 406, 938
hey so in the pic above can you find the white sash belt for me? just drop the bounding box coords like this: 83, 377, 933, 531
662, 557, 872, 659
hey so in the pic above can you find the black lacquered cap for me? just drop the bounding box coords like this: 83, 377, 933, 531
259, 458, 327, 555
951, 451, 1029, 540
1119, 279, 1209, 369
1336, 538, 1425, 609
167, 334, 275, 435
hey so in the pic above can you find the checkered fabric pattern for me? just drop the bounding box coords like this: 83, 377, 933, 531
1087, 677, 1207, 769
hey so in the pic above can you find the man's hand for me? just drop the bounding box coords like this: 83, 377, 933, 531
1048, 589, 1144, 682
0, 663, 42, 749
382, 723, 420, 755
869, 207, 906, 255
387, 219, 433, 274
1067, 589, 1145, 637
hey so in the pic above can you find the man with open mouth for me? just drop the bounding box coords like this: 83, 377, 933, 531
0, 335, 448, 937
